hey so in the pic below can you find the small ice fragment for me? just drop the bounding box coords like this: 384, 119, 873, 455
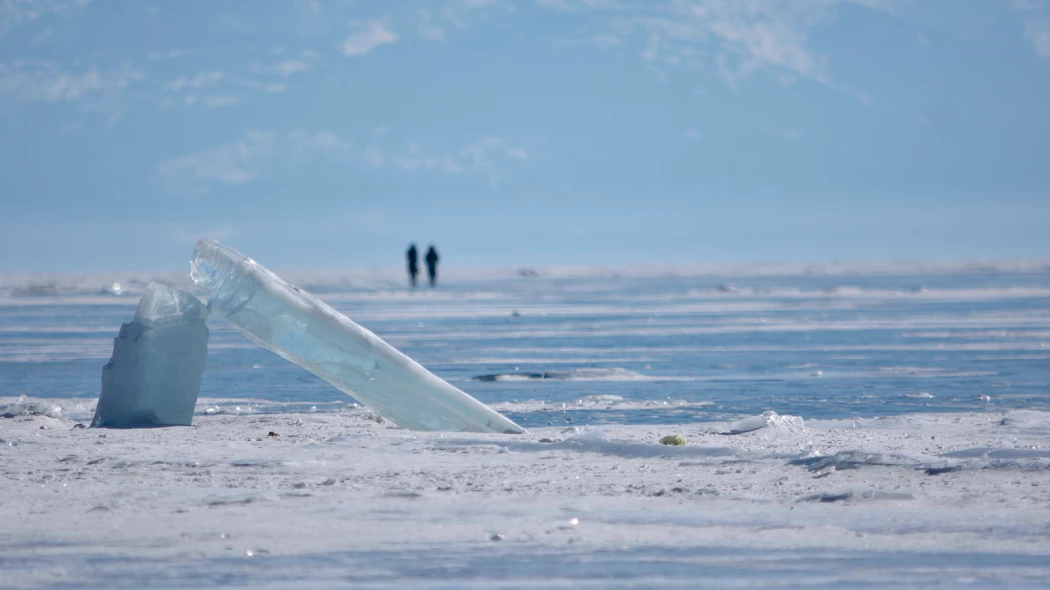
723, 410, 804, 435
91, 283, 209, 428
190, 238, 523, 434
0, 398, 62, 419
724, 411, 775, 434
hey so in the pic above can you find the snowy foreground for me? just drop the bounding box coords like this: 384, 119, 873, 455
2, 401, 1050, 588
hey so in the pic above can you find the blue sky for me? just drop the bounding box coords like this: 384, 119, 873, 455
1, 0, 1048, 273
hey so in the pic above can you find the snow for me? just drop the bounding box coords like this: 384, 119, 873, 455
2, 400, 1049, 588
90, 283, 208, 428
190, 238, 523, 434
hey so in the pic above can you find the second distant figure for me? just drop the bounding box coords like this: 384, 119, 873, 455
425, 245, 440, 288
406, 243, 419, 288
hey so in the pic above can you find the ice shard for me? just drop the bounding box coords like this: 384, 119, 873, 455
190, 238, 524, 434
91, 283, 209, 428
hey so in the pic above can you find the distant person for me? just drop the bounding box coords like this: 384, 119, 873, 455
406, 243, 419, 288
425, 245, 440, 288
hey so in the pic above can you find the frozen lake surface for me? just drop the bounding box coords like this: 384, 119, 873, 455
2, 265, 1049, 423
1, 265, 1049, 587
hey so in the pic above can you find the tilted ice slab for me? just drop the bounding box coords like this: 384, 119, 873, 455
91, 283, 209, 427
189, 238, 524, 434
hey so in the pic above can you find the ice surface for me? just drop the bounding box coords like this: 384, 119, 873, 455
90, 283, 209, 428
189, 238, 524, 434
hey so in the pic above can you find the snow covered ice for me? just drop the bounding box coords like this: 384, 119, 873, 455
90, 283, 209, 428
3, 405, 1050, 588
189, 238, 524, 434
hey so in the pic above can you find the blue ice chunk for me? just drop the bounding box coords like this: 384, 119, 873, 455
190, 238, 524, 434
91, 283, 209, 428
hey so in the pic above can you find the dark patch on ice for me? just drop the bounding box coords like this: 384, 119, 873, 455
151, 459, 213, 468
924, 465, 964, 475
799, 490, 914, 503
227, 458, 282, 467
92, 422, 187, 430
941, 448, 1050, 460
206, 496, 258, 507
472, 368, 646, 382
474, 371, 566, 381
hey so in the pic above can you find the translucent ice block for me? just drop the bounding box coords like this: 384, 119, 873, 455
91, 283, 209, 427
189, 238, 524, 434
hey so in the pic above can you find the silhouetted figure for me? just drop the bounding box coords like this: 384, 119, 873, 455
406, 243, 419, 288
425, 245, 440, 288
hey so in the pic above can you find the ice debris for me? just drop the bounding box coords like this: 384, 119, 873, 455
91, 283, 209, 428
0, 395, 63, 419
723, 410, 805, 435
190, 238, 524, 434
789, 450, 917, 472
